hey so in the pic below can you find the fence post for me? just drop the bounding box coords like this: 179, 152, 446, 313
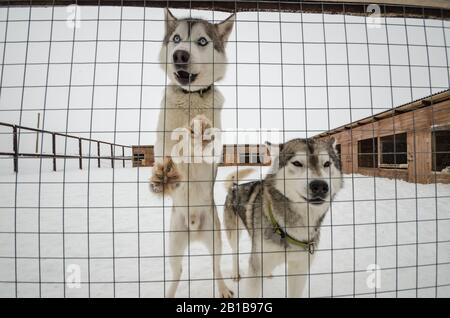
12, 126, 18, 173
122, 146, 125, 168
97, 142, 101, 168
111, 144, 114, 169
79, 138, 82, 170
52, 133, 56, 171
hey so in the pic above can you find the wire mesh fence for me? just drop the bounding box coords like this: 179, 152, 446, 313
0, 0, 449, 298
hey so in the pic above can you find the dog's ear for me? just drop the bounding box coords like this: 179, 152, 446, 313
216, 13, 235, 44
164, 8, 177, 34
328, 137, 338, 152
265, 141, 284, 157
265, 141, 285, 170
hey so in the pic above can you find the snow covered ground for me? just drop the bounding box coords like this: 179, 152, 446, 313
0, 162, 450, 298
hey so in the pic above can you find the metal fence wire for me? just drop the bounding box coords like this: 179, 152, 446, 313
0, 0, 450, 298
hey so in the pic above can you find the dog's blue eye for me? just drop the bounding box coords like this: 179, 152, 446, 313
292, 161, 303, 167
173, 34, 181, 43
198, 37, 208, 46
324, 161, 331, 168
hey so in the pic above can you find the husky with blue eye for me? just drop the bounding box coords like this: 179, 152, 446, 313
223, 138, 343, 297
149, 9, 235, 298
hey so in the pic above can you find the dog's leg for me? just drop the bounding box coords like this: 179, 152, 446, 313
205, 212, 234, 298
287, 252, 314, 298
243, 235, 263, 298
166, 207, 188, 298
166, 232, 187, 298
229, 231, 240, 282
263, 253, 281, 277
224, 207, 240, 281
245, 253, 261, 298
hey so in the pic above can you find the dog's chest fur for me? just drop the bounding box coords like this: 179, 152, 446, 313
154, 85, 224, 181
155, 86, 224, 205
156, 85, 223, 137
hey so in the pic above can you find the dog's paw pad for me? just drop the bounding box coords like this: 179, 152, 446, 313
149, 157, 181, 194
149, 181, 164, 194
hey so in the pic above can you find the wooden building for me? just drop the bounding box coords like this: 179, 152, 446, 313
131, 144, 271, 167
317, 90, 450, 184
222, 144, 271, 166
132, 145, 154, 167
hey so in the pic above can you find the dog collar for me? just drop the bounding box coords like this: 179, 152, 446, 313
265, 197, 315, 254
180, 85, 212, 97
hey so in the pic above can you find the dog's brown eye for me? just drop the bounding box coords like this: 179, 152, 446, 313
324, 161, 331, 168
292, 161, 303, 167
198, 37, 208, 46
173, 34, 181, 43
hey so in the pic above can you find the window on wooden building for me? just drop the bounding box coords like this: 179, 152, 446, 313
222, 144, 271, 166
238, 152, 261, 164
238, 145, 263, 164
132, 145, 154, 167
134, 153, 145, 162
380, 133, 408, 168
432, 130, 450, 172
358, 138, 378, 168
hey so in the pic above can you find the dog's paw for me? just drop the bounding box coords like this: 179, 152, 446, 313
220, 288, 234, 298
190, 114, 213, 146
149, 157, 181, 195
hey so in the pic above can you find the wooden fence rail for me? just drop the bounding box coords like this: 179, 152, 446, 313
0, 122, 132, 173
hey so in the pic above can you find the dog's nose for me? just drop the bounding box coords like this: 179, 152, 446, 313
173, 50, 190, 66
309, 180, 329, 196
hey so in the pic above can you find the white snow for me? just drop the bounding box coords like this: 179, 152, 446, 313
0, 164, 449, 298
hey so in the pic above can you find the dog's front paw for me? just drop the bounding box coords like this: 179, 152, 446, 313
149, 157, 181, 195
149, 179, 164, 194
190, 114, 213, 146
220, 288, 234, 298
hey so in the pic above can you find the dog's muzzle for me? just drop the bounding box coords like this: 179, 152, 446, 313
173, 50, 198, 86
306, 180, 329, 205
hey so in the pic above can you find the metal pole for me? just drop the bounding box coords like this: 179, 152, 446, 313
122, 146, 125, 168
13, 126, 18, 173
111, 144, 114, 169
52, 133, 56, 171
35, 112, 40, 153
79, 138, 83, 169
97, 142, 101, 168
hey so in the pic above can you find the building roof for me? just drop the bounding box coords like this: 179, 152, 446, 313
316, 89, 450, 138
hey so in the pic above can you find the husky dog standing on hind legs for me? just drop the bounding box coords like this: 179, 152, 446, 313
149, 9, 235, 298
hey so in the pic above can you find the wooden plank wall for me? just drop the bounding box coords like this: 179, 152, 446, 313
324, 100, 450, 184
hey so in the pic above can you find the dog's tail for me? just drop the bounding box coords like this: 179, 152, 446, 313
224, 168, 254, 191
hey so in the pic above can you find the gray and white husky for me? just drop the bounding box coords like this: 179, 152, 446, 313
223, 138, 343, 297
149, 9, 235, 298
